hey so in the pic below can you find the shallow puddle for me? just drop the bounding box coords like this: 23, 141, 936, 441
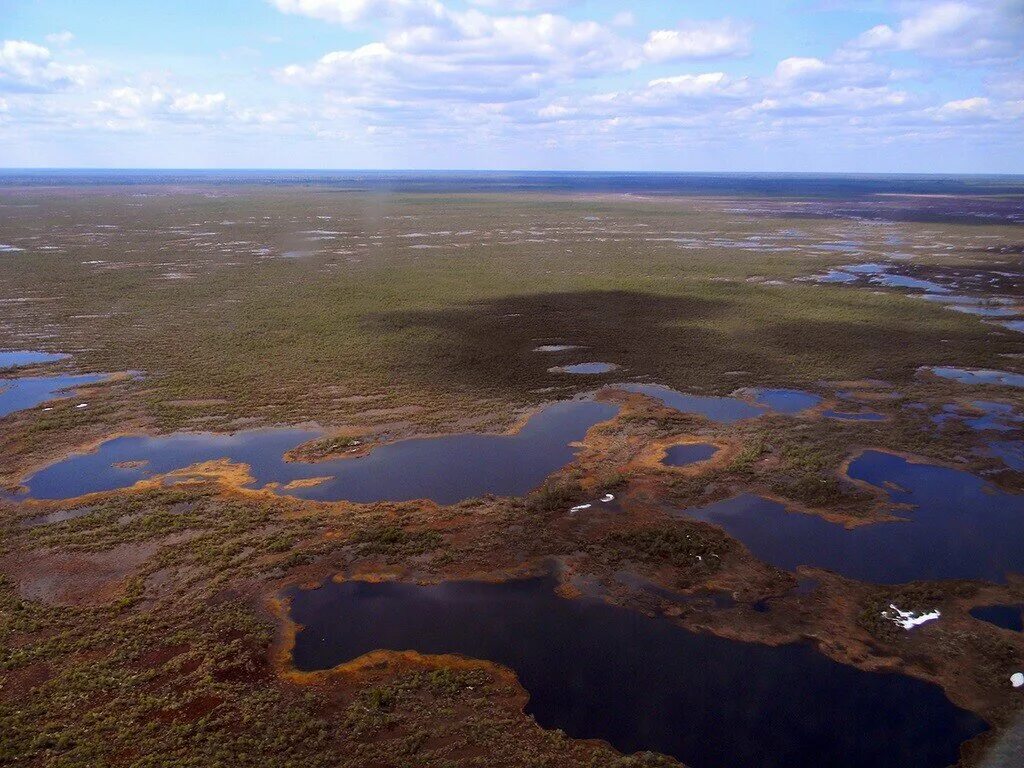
533, 344, 580, 353
815, 270, 858, 283
672, 451, 1024, 583
0, 350, 70, 369
0, 373, 110, 419
987, 440, 1024, 471
924, 367, 1024, 388
288, 573, 985, 768
662, 443, 719, 467
17, 399, 619, 504
549, 362, 618, 374
935, 401, 1023, 432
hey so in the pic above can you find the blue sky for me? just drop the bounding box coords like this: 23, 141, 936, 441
1, 0, 1022, 171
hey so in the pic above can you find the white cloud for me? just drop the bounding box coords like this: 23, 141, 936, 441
279, 11, 636, 105
268, 0, 446, 25
746, 86, 913, 117
846, 1, 1023, 59
0, 39, 91, 93
170, 92, 227, 114
45, 31, 75, 46
643, 19, 752, 61
931, 95, 1024, 121
771, 55, 891, 90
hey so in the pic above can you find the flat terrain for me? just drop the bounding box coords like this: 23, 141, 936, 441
2, 178, 1023, 767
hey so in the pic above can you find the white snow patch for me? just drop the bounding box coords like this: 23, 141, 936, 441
882, 604, 940, 630
600, 494, 615, 502
569, 503, 592, 513
1011, 672, 1024, 688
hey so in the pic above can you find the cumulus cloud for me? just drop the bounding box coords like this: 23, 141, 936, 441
771, 56, 891, 90
0, 40, 91, 93
268, 0, 446, 25
643, 19, 752, 61
745, 86, 913, 117
90, 86, 230, 128
930, 95, 1024, 121
279, 11, 636, 105
846, 1, 1023, 60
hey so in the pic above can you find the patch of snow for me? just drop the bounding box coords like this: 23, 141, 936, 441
569, 503, 592, 513
600, 493, 614, 502
882, 604, 940, 630
1012, 672, 1024, 688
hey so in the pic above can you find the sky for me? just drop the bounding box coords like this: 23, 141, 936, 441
0, 0, 1022, 172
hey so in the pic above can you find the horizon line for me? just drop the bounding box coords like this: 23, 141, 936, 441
3, 168, 1024, 179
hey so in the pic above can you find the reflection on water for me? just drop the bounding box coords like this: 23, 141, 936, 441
970, 605, 1023, 632
923, 367, 1024, 388
748, 388, 822, 414
617, 383, 765, 423
0, 373, 110, 418
18, 399, 619, 504
672, 451, 1024, 583
662, 443, 719, 467
288, 572, 985, 768
549, 362, 618, 374
0, 350, 70, 369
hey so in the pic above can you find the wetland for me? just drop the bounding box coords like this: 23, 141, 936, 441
2, 172, 1023, 768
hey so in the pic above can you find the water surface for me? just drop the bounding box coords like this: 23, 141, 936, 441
748, 388, 822, 414
0, 373, 109, 418
288, 573, 985, 768
662, 443, 719, 467
970, 605, 1023, 632
550, 362, 619, 374
19, 399, 619, 503
672, 451, 1024, 583
923, 367, 1024, 388
616, 383, 766, 424
0, 350, 69, 369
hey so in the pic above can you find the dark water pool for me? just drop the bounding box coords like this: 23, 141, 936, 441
662, 443, 719, 467
673, 450, 1024, 583
970, 605, 1023, 632
18, 400, 619, 503
0, 373, 110, 418
288, 573, 986, 768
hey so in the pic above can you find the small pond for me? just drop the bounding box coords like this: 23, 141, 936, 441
0, 350, 70, 369
0, 373, 110, 419
17, 399, 619, 504
747, 387, 823, 414
970, 605, 1023, 633
617, 383, 762, 423
288, 572, 986, 768
672, 451, 1024, 583
662, 443, 719, 467
922, 367, 1024, 388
